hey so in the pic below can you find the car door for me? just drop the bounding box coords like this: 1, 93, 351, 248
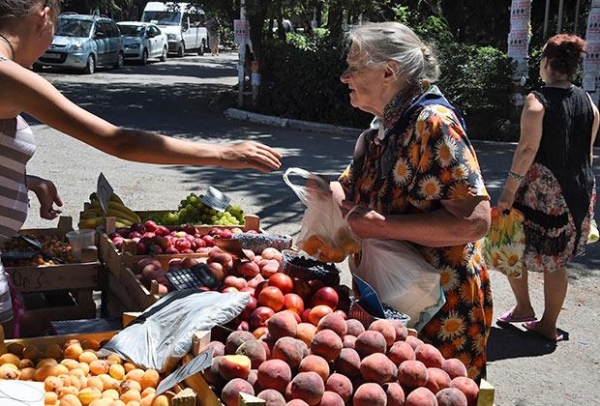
93, 21, 109, 65
181, 13, 196, 49
148, 25, 160, 57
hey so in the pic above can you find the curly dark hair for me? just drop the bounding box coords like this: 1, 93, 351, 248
541, 34, 586, 79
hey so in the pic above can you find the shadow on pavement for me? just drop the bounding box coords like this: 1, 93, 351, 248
487, 325, 564, 362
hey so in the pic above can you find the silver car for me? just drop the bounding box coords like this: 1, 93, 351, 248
35, 13, 124, 74
117, 21, 168, 64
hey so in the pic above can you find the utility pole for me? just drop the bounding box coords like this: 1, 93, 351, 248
543, 0, 551, 39
236, 0, 248, 108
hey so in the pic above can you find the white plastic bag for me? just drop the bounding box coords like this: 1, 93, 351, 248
283, 167, 359, 263
349, 239, 445, 331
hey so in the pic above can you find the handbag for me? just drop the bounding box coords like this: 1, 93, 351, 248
483, 207, 525, 278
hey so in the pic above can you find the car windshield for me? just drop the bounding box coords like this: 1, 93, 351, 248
56, 18, 93, 37
118, 24, 145, 37
141, 11, 181, 26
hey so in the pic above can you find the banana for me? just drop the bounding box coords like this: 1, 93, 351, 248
110, 192, 124, 205
78, 217, 103, 229
107, 201, 141, 223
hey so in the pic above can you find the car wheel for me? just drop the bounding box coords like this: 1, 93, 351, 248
177, 41, 185, 57
83, 55, 95, 74
141, 49, 148, 65
32, 63, 43, 72
115, 52, 124, 69
159, 46, 167, 62
197, 40, 205, 56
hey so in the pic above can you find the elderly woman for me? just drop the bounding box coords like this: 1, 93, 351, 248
330, 22, 492, 380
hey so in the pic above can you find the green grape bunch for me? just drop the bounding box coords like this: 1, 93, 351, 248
161, 192, 245, 226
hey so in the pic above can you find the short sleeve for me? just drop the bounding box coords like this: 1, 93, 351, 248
406, 105, 489, 206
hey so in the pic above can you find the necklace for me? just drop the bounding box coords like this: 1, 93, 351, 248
0, 32, 15, 60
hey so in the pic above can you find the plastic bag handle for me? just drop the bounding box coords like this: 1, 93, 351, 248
283, 167, 330, 206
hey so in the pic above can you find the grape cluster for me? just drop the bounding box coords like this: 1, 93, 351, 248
382, 304, 411, 324
161, 192, 245, 226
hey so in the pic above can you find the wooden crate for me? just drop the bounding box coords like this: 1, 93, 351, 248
99, 214, 260, 281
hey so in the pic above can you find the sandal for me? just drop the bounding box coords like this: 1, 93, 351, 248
523, 321, 565, 342
496, 308, 537, 324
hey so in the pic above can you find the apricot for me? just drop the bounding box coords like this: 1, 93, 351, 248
225, 330, 256, 355
81, 339, 101, 351
121, 379, 142, 393
368, 319, 396, 347
296, 322, 317, 347
140, 369, 160, 390
37, 358, 59, 369
44, 375, 65, 391
18, 366, 35, 380
45, 391, 59, 405
290, 371, 325, 406
450, 376, 479, 406
89, 360, 110, 375
34, 364, 60, 381
61, 358, 81, 370
103, 388, 120, 400
352, 382, 387, 406
18, 358, 34, 369
388, 340, 416, 367
397, 360, 429, 390
333, 348, 361, 379
360, 352, 397, 384
0, 352, 20, 366
318, 391, 344, 406
316, 313, 347, 337
383, 382, 406, 406
218, 355, 252, 380
221, 378, 255, 406
272, 337, 305, 369
0, 364, 20, 379
345, 319, 365, 337
298, 354, 330, 382
151, 395, 170, 406
59, 394, 83, 406
109, 363, 125, 381
90, 400, 113, 406
415, 343, 445, 368
268, 311, 299, 340
236, 339, 267, 369
79, 351, 99, 364
257, 389, 287, 406
64, 344, 84, 360
324, 373, 353, 403
441, 358, 468, 380
79, 387, 102, 405
257, 359, 292, 392
355, 330, 387, 358
425, 367, 452, 394
436, 387, 468, 406
125, 368, 146, 382
310, 329, 343, 362
44, 343, 65, 360
57, 385, 79, 398
120, 388, 142, 403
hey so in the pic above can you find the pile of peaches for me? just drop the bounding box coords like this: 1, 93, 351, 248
0, 337, 171, 406
202, 310, 480, 406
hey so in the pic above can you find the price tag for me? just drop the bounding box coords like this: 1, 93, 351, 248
200, 186, 231, 212
96, 173, 114, 214
156, 347, 213, 395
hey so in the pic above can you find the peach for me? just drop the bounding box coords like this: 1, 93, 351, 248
257, 389, 287, 406
415, 343, 445, 368
387, 340, 416, 366
298, 355, 330, 382
450, 377, 479, 406
389, 319, 409, 342
405, 387, 437, 405
436, 387, 468, 406
310, 329, 343, 362
316, 313, 347, 337
425, 367, 452, 394
236, 340, 267, 369
221, 378, 255, 406
405, 335, 424, 350
308, 305, 334, 326
354, 330, 387, 358
397, 360, 429, 391
342, 334, 356, 349
383, 382, 406, 406
325, 373, 353, 403
287, 400, 310, 406
360, 353, 397, 384
225, 330, 256, 355
333, 348, 361, 379
268, 310, 299, 340
368, 319, 397, 347
352, 382, 387, 406
441, 358, 468, 380
290, 371, 325, 406
296, 323, 317, 347
217, 355, 252, 380
317, 391, 345, 406
345, 319, 365, 337
257, 359, 292, 392
205, 341, 226, 358
271, 337, 306, 369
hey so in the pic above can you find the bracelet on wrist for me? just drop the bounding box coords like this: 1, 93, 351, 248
508, 170, 526, 181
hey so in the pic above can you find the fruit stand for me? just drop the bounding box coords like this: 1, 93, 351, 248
0, 191, 495, 406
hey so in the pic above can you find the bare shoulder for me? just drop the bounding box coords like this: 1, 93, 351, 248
524, 92, 544, 114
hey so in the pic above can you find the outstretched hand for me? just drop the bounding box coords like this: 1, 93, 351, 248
223, 141, 282, 172
27, 176, 63, 220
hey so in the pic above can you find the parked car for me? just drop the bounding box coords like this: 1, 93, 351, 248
117, 21, 168, 64
34, 13, 124, 74
141, 2, 207, 56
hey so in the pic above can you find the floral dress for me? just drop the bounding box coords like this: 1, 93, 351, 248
339, 85, 493, 381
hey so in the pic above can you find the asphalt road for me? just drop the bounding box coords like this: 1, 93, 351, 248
23, 51, 600, 405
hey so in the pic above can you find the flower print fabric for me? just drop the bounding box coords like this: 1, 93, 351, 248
339, 87, 493, 381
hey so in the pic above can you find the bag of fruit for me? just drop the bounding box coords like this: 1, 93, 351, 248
283, 167, 360, 263
483, 207, 525, 278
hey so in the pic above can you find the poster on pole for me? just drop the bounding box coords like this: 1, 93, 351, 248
508, 30, 530, 59
510, 0, 531, 30
584, 4, 600, 98
586, 7, 600, 41
233, 19, 249, 45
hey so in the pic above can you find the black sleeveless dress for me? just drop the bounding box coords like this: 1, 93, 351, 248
513, 85, 596, 272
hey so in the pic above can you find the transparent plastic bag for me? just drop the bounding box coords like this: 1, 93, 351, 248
349, 239, 445, 332
483, 207, 525, 278
283, 167, 359, 263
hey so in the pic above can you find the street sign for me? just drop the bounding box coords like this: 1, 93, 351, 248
234, 19, 249, 44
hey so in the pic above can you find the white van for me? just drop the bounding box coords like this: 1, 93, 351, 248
141, 2, 207, 56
